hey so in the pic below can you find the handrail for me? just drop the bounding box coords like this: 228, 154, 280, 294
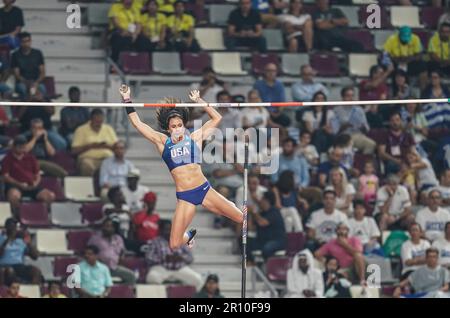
251, 266, 279, 298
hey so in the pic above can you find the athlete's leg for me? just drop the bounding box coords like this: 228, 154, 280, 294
202, 187, 243, 224
170, 199, 197, 250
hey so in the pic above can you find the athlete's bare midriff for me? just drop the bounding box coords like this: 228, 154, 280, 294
170, 163, 208, 192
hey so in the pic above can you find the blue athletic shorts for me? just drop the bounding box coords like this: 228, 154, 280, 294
176, 181, 211, 205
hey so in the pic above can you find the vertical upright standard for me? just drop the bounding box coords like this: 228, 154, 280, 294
241, 139, 249, 298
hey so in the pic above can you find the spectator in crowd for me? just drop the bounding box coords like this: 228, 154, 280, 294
42, 281, 67, 298
71, 108, 118, 176
0, 0, 24, 49
438, 8, 450, 27
99, 140, 135, 200
394, 248, 449, 298
378, 111, 416, 175
253, 63, 286, 103
75, 245, 113, 298
434, 135, 450, 173
248, 191, 287, 260
401, 222, 431, 279
190, 67, 227, 103
306, 187, 348, 249
315, 222, 366, 285
2, 136, 55, 214
323, 256, 351, 298
375, 174, 414, 231
391, 69, 412, 100
0, 218, 40, 285
358, 160, 379, 207
286, 251, 324, 298
405, 149, 439, 199
279, 0, 313, 52
329, 167, 355, 216
11, 32, 46, 99
21, 118, 67, 178
383, 26, 428, 90
60, 86, 90, 144
145, 220, 202, 289
3, 279, 26, 298
252, 0, 286, 27
272, 171, 305, 233
271, 137, 309, 189
348, 200, 380, 254
132, 191, 160, 243
421, 70, 450, 100
292, 65, 329, 102
236, 174, 267, 212
157, 0, 175, 15
88, 218, 136, 285
428, 22, 450, 75
139, 0, 168, 52
416, 190, 450, 242
167, 1, 200, 52
209, 141, 244, 193
241, 90, 270, 130
438, 169, 450, 207
267, 107, 291, 131
432, 222, 450, 269
312, 0, 363, 52
401, 102, 431, 155
225, 0, 267, 52
121, 168, 150, 213
333, 134, 357, 178
359, 64, 393, 101
103, 186, 132, 239
331, 87, 375, 155
108, 0, 146, 62
317, 147, 347, 188
296, 130, 319, 169
193, 274, 224, 298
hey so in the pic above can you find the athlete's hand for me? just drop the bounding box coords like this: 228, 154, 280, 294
119, 84, 131, 101
189, 90, 201, 103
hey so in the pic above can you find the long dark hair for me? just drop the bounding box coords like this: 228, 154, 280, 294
277, 170, 296, 194
156, 97, 189, 132
311, 91, 329, 128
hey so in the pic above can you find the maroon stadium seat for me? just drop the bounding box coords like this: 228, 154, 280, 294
251, 53, 279, 76
421, 7, 445, 29
344, 30, 375, 52
40, 177, 65, 201
80, 202, 104, 225
121, 256, 148, 283
67, 230, 94, 254
310, 53, 340, 77
167, 285, 196, 298
50, 151, 77, 176
359, 5, 391, 29
119, 51, 152, 75
353, 153, 375, 175
19, 202, 50, 227
266, 257, 291, 282
0, 285, 8, 297
185, 3, 208, 25
181, 52, 210, 75
108, 285, 135, 298
286, 232, 306, 256
53, 256, 80, 277
43, 76, 62, 99
414, 30, 431, 48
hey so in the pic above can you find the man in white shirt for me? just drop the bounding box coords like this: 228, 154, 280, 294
400, 223, 431, 278
348, 200, 381, 253
306, 187, 348, 249
375, 174, 413, 231
285, 251, 324, 298
437, 169, 450, 207
432, 222, 450, 269
121, 168, 149, 214
416, 190, 450, 242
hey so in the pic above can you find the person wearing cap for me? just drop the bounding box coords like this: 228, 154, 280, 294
374, 174, 413, 232
286, 250, 324, 298
121, 167, 150, 213
193, 274, 225, 298
99, 140, 135, 201
132, 191, 160, 243
1, 135, 55, 215
383, 26, 428, 90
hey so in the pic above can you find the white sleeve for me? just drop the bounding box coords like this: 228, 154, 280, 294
376, 188, 388, 208
347, 184, 356, 195
368, 217, 381, 239
401, 241, 412, 264
415, 211, 426, 234
313, 269, 324, 298
306, 212, 317, 229
401, 186, 412, 208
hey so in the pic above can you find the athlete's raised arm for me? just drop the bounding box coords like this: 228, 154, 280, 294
189, 90, 222, 142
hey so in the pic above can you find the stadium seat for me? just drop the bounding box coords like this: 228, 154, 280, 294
40, 177, 65, 201
359, 5, 391, 29
43, 76, 62, 99
281, 53, 309, 76
0, 202, 12, 227
119, 52, 152, 75
344, 30, 375, 51
195, 28, 225, 50
373, 30, 393, 51
19, 285, 41, 298
80, 202, 104, 225
167, 285, 196, 298
152, 52, 185, 74
0, 44, 11, 69
185, 3, 208, 25
251, 53, 279, 76
87, 3, 111, 26
310, 53, 340, 77
182, 52, 210, 75
348, 54, 378, 77
64, 176, 99, 202
36, 229, 72, 255
121, 256, 148, 283
286, 232, 306, 256
350, 286, 380, 298
50, 151, 77, 176
51, 202, 83, 227
421, 7, 445, 29
19, 202, 50, 227
390, 6, 423, 28
136, 284, 167, 298
67, 230, 94, 254
209, 4, 235, 26
211, 52, 247, 75
263, 29, 284, 51
335, 6, 360, 27
108, 285, 135, 298
414, 30, 431, 48
53, 256, 80, 278
266, 257, 291, 282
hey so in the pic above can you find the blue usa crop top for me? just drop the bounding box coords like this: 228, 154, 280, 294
161, 134, 202, 171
